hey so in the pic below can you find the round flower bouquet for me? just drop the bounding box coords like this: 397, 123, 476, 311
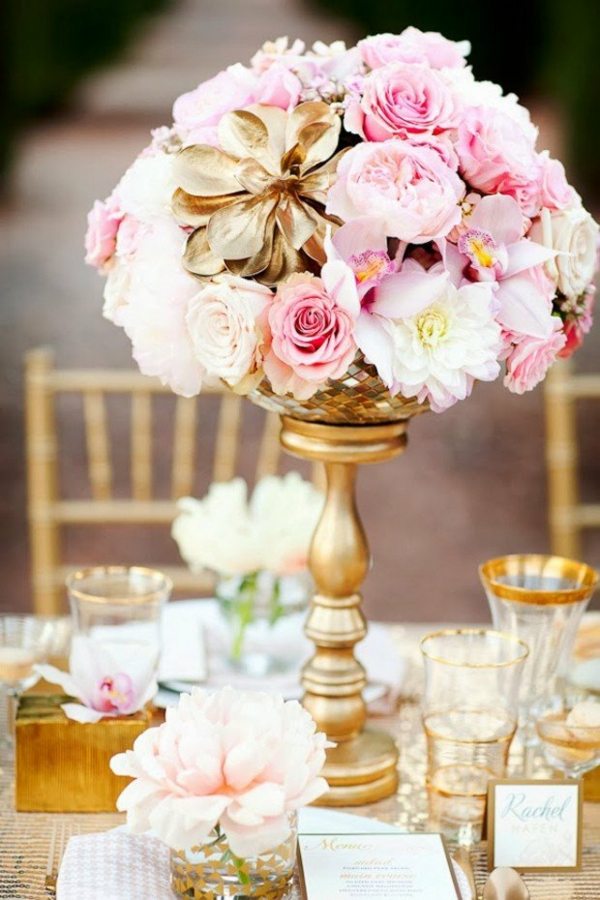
89, 28, 599, 807
86, 30, 598, 418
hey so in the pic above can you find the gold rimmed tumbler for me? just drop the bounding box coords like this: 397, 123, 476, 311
480, 555, 598, 745
66, 566, 172, 679
421, 628, 528, 844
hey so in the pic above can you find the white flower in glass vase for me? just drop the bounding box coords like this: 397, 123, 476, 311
172, 473, 324, 675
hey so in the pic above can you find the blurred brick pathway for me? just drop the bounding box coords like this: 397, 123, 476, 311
1, 0, 599, 621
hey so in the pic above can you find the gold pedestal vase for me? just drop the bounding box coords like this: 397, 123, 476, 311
249, 359, 427, 805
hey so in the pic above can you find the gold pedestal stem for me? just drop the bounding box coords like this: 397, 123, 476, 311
280, 416, 409, 805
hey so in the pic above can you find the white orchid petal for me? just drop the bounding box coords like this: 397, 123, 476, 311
34, 664, 86, 702
504, 240, 557, 278
61, 703, 106, 724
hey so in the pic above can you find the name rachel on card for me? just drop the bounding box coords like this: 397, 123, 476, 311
298, 833, 460, 900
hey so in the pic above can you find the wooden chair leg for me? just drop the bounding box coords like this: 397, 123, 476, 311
25, 349, 63, 614
545, 359, 581, 559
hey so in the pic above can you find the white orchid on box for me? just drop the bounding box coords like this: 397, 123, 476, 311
36, 635, 157, 723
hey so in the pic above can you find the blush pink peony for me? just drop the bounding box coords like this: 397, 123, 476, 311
173, 64, 257, 145
504, 321, 567, 394
345, 62, 458, 140
264, 272, 358, 399
456, 106, 541, 215
358, 28, 470, 70
327, 140, 464, 243
84, 196, 122, 270
110, 686, 331, 857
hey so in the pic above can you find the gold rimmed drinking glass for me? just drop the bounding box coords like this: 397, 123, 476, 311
66, 566, 172, 677
421, 628, 528, 845
480, 555, 598, 746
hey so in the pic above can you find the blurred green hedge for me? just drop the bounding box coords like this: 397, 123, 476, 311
1, 0, 169, 183
314, 0, 600, 202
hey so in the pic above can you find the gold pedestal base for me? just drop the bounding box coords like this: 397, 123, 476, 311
314, 728, 399, 806
280, 416, 415, 805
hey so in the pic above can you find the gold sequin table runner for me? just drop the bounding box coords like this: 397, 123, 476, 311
1, 625, 599, 899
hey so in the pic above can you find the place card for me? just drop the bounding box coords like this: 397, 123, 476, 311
487, 778, 582, 872
298, 832, 460, 899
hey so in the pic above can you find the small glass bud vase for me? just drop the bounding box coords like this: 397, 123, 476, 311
217, 570, 309, 677
169, 814, 297, 899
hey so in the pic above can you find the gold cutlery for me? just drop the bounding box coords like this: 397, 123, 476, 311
483, 866, 530, 900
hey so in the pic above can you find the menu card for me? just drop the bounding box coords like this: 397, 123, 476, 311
298, 832, 460, 900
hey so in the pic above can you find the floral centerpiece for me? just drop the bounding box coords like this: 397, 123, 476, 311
172, 473, 323, 675
86, 29, 597, 413
111, 686, 331, 898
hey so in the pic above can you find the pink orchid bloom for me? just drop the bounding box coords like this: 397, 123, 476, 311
440, 194, 556, 338
325, 221, 448, 387
36, 635, 157, 723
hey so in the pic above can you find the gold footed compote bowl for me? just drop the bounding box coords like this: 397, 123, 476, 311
249, 358, 427, 805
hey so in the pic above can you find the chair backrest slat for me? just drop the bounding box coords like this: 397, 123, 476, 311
131, 393, 152, 500
213, 393, 242, 482
83, 390, 112, 500
171, 397, 197, 500
24, 349, 294, 614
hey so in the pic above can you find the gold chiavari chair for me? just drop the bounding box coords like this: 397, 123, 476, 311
545, 356, 600, 559
25, 347, 291, 615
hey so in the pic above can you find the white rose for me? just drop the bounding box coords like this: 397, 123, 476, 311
116, 151, 177, 222
186, 275, 272, 386
531, 206, 599, 298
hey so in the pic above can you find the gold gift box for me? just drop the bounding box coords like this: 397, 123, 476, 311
584, 766, 600, 802
15, 694, 151, 812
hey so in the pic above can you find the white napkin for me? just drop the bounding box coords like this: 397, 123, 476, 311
159, 600, 407, 713
57, 811, 471, 899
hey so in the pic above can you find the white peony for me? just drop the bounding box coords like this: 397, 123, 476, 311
387, 277, 502, 412
172, 480, 261, 576
116, 151, 177, 222
530, 205, 599, 299
444, 67, 538, 141
186, 275, 272, 387
102, 257, 131, 326
119, 218, 205, 397
172, 473, 324, 577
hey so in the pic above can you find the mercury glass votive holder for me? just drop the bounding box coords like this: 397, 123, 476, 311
421, 628, 528, 845
170, 813, 297, 900
66, 566, 171, 677
480, 555, 598, 743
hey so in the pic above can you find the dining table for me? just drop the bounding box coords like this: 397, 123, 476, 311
1, 622, 600, 899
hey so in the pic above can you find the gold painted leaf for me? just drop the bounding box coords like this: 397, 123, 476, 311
172, 145, 241, 196
183, 228, 226, 276
207, 193, 278, 261
172, 188, 242, 227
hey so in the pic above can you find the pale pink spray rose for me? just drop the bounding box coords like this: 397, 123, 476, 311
327, 139, 464, 244
456, 106, 542, 215
538, 151, 577, 211
84, 195, 122, 270
358, 28, 470, 70
263, 268, 358, 400
504, 320, 566, 394
345, 62, 459, 140
253, 62, 302, 110
110, 686, 332, 858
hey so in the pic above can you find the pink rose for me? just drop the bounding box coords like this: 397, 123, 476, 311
84, 196, 122, 270
253, 62, 302, 110
358, 28, 469, 70
327, 140, 464, 243
172, 64, 256, 143
538, 151, 576, 211
504, 320, 566, 394
457, 106, 540, 214
264, 274, 357, 399
345, 63, 458, 140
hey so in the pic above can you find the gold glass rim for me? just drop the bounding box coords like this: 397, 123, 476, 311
479, 554, 599, 606
420, 627, 529, 668
66, 566, 172, 605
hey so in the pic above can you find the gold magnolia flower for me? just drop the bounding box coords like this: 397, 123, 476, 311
172, 101, 346, 286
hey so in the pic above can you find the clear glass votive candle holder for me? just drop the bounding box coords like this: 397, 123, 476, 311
66, 566, 171, 677
480, 555, 598, 743
421, 628, 528, 845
